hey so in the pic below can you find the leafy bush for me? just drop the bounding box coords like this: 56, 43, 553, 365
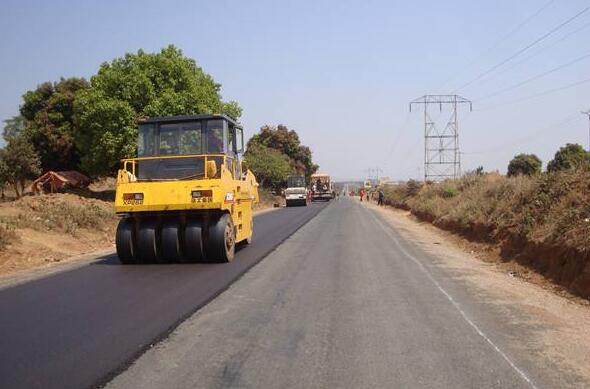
0, 134, 41, 198
507, 153, 542, 176
244, 144, 294, 190
547, 143, 590, 172
246, 124, 318, 179
442, 186, 459, 198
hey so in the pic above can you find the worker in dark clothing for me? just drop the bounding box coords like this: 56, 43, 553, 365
378, 189, 384, 206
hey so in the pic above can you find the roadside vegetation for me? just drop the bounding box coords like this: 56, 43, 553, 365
1, 44, 317, 197
1, 45, 241, 185
382, 144, 590, 298
244, 124, 318, 191
0, 193, 118, 275
0, 45, 318, 273
2, 195, 116, 235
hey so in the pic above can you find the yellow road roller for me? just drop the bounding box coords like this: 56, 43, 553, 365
114, 114, 259, 263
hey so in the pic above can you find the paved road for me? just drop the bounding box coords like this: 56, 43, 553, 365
106, 198, 576, 389
0, 203, 327, 389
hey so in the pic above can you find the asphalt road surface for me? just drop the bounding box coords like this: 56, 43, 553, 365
0, 202, 327, 389
106, 198, 577, 389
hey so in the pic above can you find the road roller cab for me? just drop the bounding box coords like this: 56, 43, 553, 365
114, 114, 259, 264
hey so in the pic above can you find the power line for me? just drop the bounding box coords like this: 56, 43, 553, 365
474, 52, 590, 102
462, 113, 581, 155
470, 19, 590, 89
435, 0, 555, 91
382, 115, 410, 178
452, 4, 590, 93
476, 77, 590, 111
383, 112, 411, 162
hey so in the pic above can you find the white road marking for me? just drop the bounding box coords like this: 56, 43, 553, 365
368, 208, 539, 389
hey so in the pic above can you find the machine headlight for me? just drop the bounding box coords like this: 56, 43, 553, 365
192, 190, 213, 198
123, 193, 144, 201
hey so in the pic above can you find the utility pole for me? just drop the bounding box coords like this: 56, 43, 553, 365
582, 110, 590, 151
374, 166, 383, 181
366, 167, 383, 181
409, 95, 472, 182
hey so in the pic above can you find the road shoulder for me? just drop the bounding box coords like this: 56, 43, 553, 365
365, 201, 590, 385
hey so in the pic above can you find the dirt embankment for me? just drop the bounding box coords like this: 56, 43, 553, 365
254, 188, 284, 210
0, 193, 118, 276
381, 170, 590, 299
0, 183, 280, 277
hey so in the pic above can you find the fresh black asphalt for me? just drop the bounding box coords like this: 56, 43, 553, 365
0, 202, 327, 389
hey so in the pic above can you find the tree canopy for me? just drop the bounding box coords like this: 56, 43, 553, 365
547, 143, 590, 172
74, 45, 241, 176
2, 115, 26, 139
244, 144, 294, 190
246, 124, 318, 179
0, 134, 41, 198
507, 153, 542, 177
18, 77, 89, 171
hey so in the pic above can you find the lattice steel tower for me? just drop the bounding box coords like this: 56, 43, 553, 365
410, 95, 472, 181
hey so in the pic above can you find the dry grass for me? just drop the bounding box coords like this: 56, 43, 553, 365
0, 223, 18, 250
382, 170, 590, 297
383, 171, 590, 249
255, 188, 284, 210
0, 194, 116, 238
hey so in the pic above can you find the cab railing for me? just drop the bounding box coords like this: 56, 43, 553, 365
121, 154, 228, 180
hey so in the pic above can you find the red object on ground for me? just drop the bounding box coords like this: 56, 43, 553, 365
31, 171, 92, 194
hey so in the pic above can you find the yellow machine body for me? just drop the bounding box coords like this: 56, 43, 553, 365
114, 114, 258, 264
115, 154, 258, 243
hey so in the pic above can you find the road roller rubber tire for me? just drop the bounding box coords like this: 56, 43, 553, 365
184, 219, 205, 263
207, 214, 235, 263
161, 220, 182, 263
116, 218, 136, 264
137, 218, 160, 263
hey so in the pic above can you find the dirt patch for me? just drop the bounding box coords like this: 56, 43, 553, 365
366, 201, 590, 384
0, 193, 117, 276
254, 188, 284, 211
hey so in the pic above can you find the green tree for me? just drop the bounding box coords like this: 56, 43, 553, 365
507, 153, 542, 177
0, 135, 41, 198
0, 158, 10, 199
547, 143, 590, 172
244, 144, 294, 190
74, 45, 241, 176
19, 78, 90, 171
2, 115, 26, 139
246, 124, 318, 178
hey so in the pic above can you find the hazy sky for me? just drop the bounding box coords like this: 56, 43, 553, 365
1, 0, 589, 180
